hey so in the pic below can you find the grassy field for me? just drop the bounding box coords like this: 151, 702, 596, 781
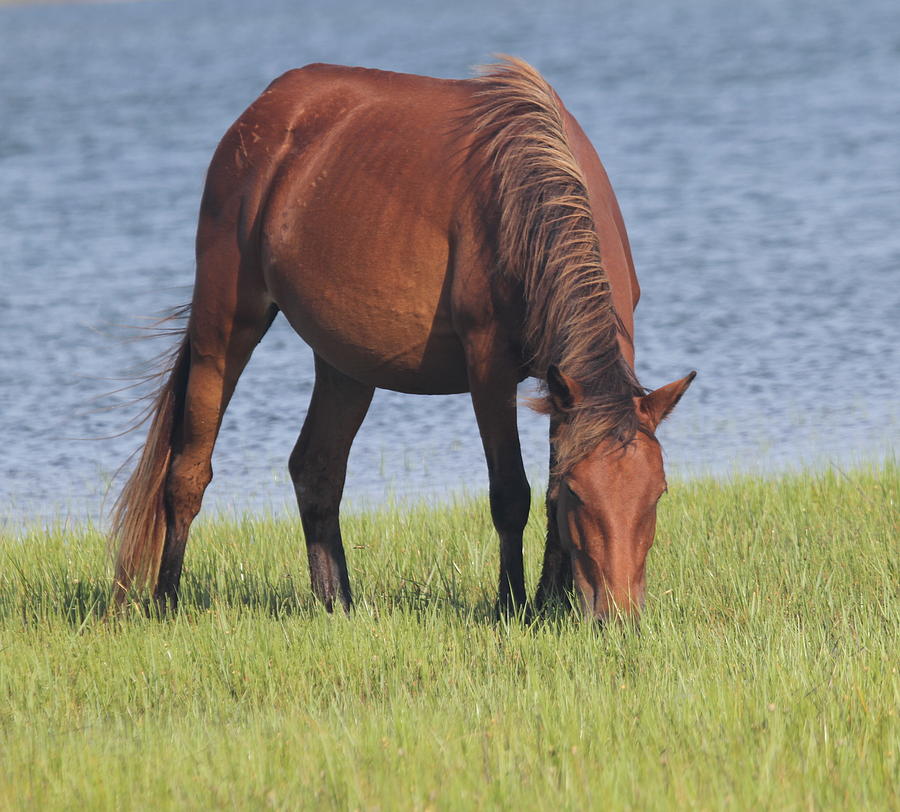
1, 464, 897, 809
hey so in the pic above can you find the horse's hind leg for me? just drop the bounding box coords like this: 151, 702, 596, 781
154, 243, 276, 608
289, 354, 374, 612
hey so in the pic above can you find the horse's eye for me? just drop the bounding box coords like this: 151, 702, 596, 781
565, 482, 583, 504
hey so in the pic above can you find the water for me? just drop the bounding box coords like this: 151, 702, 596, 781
1, 0, 898, 525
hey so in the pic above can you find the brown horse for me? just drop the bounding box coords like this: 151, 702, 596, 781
112, 57, 694, 620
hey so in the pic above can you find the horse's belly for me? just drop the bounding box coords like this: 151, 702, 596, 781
278, 290, 469, 395
263, 214, 469, 394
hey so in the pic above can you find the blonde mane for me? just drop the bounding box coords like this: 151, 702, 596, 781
467, 57, 645, 471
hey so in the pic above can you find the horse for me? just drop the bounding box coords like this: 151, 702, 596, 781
112, 57, 695, 620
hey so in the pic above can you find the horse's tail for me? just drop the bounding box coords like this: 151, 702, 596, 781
112, 326, 191, 602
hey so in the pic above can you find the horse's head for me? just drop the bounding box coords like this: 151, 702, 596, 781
546, 366, 696, 621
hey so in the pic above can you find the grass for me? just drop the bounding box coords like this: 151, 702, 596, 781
1, 464, 897, 809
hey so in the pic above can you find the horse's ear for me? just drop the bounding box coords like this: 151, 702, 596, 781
546, 365, 584, 413
639, 371, 696, 428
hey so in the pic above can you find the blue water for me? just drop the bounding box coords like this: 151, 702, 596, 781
1, 0, 898, 525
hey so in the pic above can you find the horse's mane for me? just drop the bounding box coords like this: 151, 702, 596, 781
466, 57, 646, 473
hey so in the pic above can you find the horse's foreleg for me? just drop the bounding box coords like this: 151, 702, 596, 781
289, 354, 374, 612
464, 337, 530, 616
534, 438, 573, 609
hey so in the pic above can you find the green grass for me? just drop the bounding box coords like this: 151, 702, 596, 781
1, 465, 897, 810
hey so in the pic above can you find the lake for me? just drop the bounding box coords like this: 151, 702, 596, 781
1, 0, 897, 525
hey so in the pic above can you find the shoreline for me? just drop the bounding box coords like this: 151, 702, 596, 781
1, 456, 896, 534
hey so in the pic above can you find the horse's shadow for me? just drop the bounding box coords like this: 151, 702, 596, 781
11, 573, 577, 630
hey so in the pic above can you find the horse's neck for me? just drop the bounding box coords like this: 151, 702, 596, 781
559, 107, 639, 371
